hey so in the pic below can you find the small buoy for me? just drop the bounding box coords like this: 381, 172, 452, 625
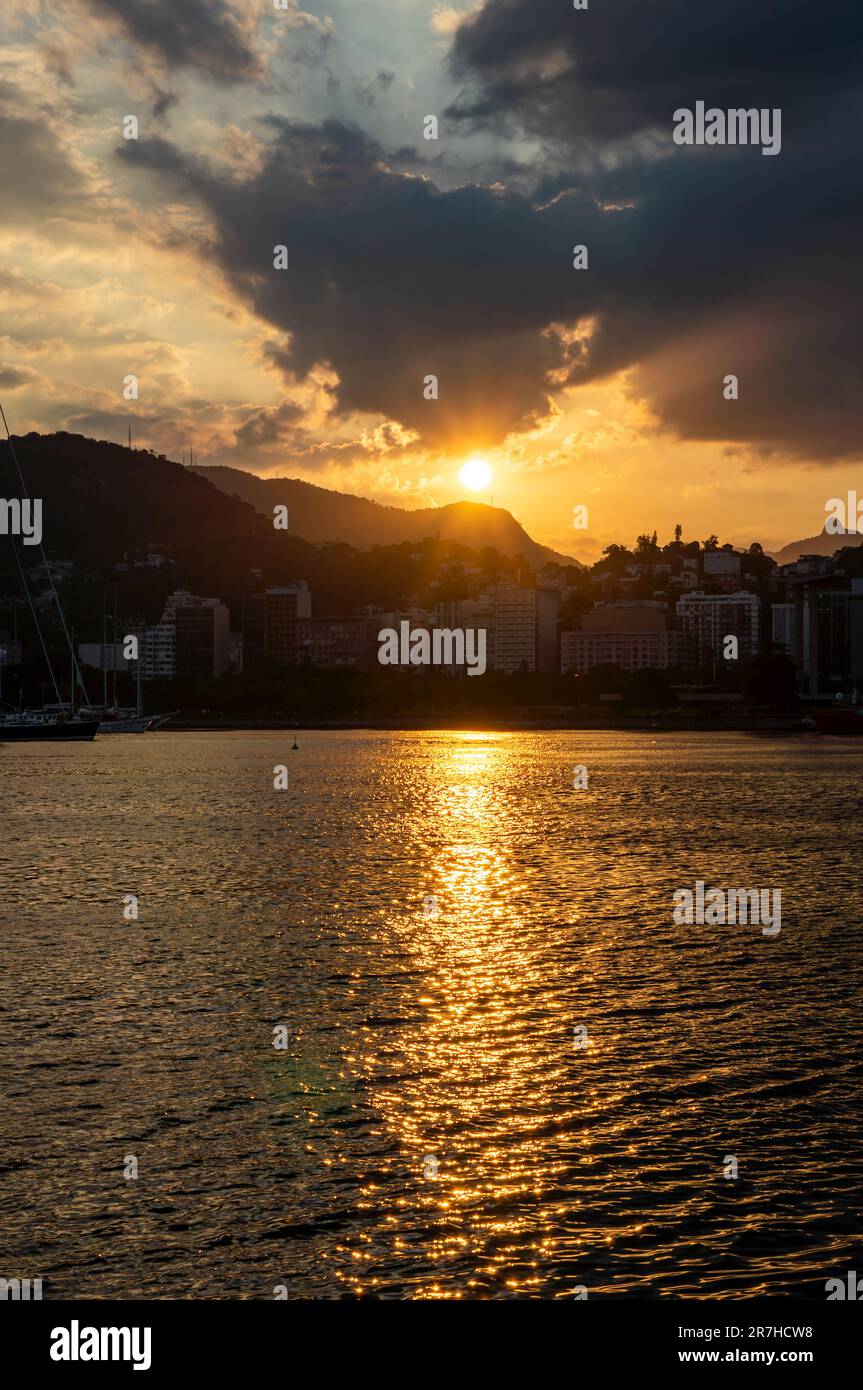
291, 739, 299, 750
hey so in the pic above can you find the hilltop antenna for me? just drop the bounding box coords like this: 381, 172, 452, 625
128, 423, 132, 449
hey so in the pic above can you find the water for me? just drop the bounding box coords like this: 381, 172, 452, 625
1, 730, 861, 1299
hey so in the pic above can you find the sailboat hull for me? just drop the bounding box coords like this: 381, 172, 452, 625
0, 719, 99, 742
98, 712, 176, 733
99, 716, 154, 733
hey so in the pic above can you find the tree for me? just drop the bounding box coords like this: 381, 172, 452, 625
674, 523, 682, 542
622, 668, 676, 710
574, 662, 628, 702
743, 651, 799, 712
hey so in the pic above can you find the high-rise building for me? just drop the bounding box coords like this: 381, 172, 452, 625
676, 591, 760, 670
262, 590, 297, 665
433, 598, 495, 672
433, 588, 558, 674
175, 601, 230, 679
483, 586, 559, 674
788, 576, 863, 696
242, 584, 312, 667
492, 587, 536, 673
535, 588, 559, 673
137, 624, 175, 680
241, 593, 267, 668
771, 603, 795, 657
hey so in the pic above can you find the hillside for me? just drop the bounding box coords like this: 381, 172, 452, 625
0, 432, 292, 598
0, 434, 562, 631
772, 531, 863, 566
191, 465, 579, 569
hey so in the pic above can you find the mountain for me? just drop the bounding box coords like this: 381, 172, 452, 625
191, 465, 580, 569
0, 433, 569, 630
0, 432, 299, 620
771, 531, 863, 566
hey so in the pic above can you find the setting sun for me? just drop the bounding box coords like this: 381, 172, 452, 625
459, 458, 492, 492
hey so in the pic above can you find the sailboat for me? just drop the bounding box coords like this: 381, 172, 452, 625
0, 709, 99, 742
0, 403, 99, 743
93, 590, 176, 733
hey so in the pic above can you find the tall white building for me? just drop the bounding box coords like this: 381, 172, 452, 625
485, 587, 559, 674
432, 588, 558, 673
491, 587, 536, 673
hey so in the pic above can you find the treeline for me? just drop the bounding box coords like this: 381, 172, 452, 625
158, 652, 798, 719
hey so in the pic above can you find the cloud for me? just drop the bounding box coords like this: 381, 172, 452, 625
0, 362, 45, 390
234, 400, 305, 449
119, 120, 606, 450
431, 6, 480, 38
84, 0, 261, 81
0, 86, 85, 225
104, 0, 863, 467
441, 0, 863, 461
448, 0, 862, 147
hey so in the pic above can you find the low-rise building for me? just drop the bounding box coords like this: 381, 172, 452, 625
297, 616, 379, 670
704, 550, 742, 578
562, 629, 694, 674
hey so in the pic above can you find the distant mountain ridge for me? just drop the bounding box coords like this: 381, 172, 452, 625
191, 465, 580, 570
0, 433, 577, 628
771, 531, 863, 566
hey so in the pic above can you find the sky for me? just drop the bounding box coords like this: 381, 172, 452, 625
0, 0, 860, 562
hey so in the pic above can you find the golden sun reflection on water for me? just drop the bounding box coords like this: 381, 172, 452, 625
336, 733, 585, 1297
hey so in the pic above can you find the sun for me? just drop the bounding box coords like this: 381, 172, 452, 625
459, 457, 492, 492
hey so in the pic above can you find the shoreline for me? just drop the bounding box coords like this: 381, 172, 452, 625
160, 715, 817, 734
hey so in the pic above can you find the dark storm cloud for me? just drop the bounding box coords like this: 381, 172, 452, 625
444, 0, 863, 459
86, 0, 260, 81
119, 68, 863, 460
448, 0, 863, 145
120, 121, 607, 448
577, 120, 863, 458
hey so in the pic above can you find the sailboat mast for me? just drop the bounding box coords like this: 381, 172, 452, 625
113, 584, 118, 709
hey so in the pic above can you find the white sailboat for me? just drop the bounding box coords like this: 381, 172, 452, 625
96, 626, 177, 732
